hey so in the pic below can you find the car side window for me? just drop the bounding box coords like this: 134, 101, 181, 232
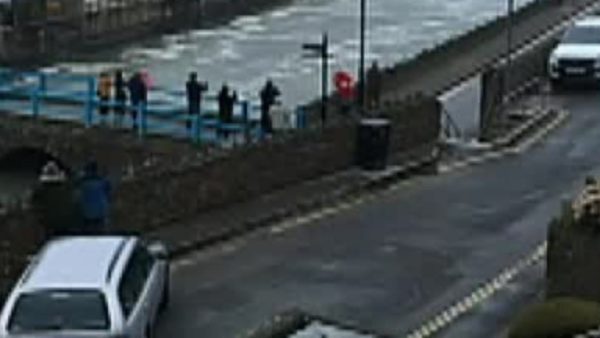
117, 245, 156, 318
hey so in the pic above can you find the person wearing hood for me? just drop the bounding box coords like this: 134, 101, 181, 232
77, 161, 112, 234
30, 161, 79, 238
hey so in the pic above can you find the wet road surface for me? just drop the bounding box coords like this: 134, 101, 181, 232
155, 91, 600, 337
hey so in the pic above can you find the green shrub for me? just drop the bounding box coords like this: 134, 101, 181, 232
509, 298, 600, 338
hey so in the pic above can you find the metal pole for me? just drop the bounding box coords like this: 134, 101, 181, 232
505, 0, 514, 105
358, 0, 366, 112
321, 32, 328, 127
85, 77, 95, 127
242, 100, 250, 143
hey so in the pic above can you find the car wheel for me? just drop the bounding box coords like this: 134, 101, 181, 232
159, 274, 169, 312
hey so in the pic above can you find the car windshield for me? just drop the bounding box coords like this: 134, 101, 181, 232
563, 26, 600, 44
8, 289, 110, 332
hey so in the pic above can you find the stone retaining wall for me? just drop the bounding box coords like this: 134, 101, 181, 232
0, 209, 43, 303
111, 96, 441, 232
379, 0, 561, 96
546, 204, 600, 302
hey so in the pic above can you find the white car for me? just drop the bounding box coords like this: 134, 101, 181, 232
548, 16, 600, 87
0, 236, 169, 338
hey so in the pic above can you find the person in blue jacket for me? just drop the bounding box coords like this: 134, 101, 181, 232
78, 161, 111, 234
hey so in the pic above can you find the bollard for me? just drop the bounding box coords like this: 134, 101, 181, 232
84, 77, 95, 127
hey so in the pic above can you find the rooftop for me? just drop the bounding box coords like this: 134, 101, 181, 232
21, 236, 131, 291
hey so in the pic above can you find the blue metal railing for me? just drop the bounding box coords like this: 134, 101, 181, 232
0, 69, 305, 144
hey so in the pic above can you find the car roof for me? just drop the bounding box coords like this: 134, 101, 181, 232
574, 16, 600, 27
19, 236, 134, 291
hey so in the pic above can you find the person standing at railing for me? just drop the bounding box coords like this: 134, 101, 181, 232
186, 72, 208, 131
260, 79, 281, 136
113, 70, 128, 127
141, 69, 155, 90
217, 84, 237, 140
366, 61, 382, 110
97, 72, 112, 124
127, 72, 148, 130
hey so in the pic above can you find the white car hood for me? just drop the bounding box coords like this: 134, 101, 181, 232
553, 44, 600, 60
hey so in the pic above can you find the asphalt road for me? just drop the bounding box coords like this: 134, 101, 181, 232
156, 91, 600, 337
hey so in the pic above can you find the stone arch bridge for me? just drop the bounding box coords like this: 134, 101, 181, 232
0, 112, 204, 178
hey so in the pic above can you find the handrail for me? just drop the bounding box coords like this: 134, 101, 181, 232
441, 107, 462, 139
0, 70, 282, 144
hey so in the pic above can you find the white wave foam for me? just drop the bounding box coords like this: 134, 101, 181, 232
189, 29, 219, 38
240, 23, 267, 33
231, 15, 262, 27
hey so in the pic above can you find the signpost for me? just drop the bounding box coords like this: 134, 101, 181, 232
302, 32, 330, 127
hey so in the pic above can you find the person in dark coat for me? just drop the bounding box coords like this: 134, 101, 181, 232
30, 161, 80, 238
217, 84, 237, 139
127, 72, 147, 130
259, 79, 281, 135
186, 72, 208, 130
113, 70, 128, 127
366, 61, 382, 109
77, 161, 111, 234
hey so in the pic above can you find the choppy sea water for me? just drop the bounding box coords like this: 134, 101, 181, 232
52, 0, 532, 107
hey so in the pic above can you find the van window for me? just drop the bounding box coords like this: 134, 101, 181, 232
8, 289, 109, 332
117, 245, 155, 317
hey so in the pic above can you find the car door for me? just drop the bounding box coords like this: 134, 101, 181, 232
118, 245, 154, 338
137, 244, 163, 323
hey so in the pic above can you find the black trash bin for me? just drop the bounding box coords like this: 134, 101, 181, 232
355, 117, 391, 171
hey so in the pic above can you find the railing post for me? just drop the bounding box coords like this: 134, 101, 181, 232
242, 100, 250, 143
39, 72, 47, 93
295, 106, 306, 129
137, 103, 146, 138
85, 76, 95, 127
193, 110, 202, 144
31, 88, 40, 118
